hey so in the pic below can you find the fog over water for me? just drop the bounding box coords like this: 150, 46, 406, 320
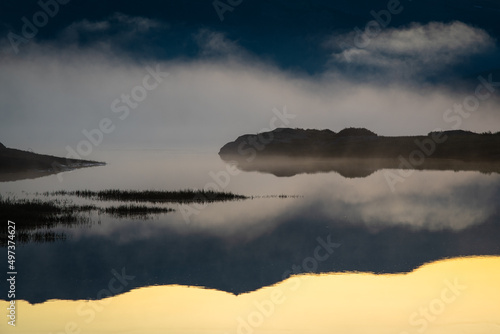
0, 20, 499, 157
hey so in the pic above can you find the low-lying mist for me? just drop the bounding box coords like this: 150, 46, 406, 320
0, 34, 498, 157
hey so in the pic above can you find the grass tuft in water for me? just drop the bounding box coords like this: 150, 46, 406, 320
49, 189, 248, 203
103, 205, 175, 218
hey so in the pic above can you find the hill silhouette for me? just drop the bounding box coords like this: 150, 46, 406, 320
219, 128, 500, 177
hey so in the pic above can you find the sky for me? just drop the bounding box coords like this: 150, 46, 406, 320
0, 0, 499, 154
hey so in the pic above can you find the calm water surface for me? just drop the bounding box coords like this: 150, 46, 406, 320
1, 148, 499, 333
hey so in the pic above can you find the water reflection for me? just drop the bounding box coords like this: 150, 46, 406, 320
8, 190, 500, 303
2, 256, 498, 334
1, 151, 499, 304
0, 169, 72, 182
220, 155, 500, 178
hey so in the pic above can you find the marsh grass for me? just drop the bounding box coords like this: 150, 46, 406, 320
0, 197, 94, 225
16, 231, 67, 244
0, 196, 179, 244
48, 189, 248, 203
255, 194, 303, 199
104, 205, 174, 218
2, 189, 296, 244
0, 196, 94, 246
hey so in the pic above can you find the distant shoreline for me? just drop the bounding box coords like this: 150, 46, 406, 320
220, 128, 500, 160
0, 143, 105, 182
219, 128, 500, 177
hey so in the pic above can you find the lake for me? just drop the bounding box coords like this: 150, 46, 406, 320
1, 148, 499, 333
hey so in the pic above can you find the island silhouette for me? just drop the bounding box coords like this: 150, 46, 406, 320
219, 128, 500, 177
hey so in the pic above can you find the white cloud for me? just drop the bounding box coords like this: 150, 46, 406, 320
194, 29, 249, 59
328, 21, 496, 76
71, 20, 110, 32
58, 12, 166, 43
111, 13, 164, 32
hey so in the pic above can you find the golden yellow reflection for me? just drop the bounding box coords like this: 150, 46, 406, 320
2, 256, 499, 334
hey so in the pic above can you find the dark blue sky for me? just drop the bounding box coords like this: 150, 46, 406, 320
1, 0, 499, 76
